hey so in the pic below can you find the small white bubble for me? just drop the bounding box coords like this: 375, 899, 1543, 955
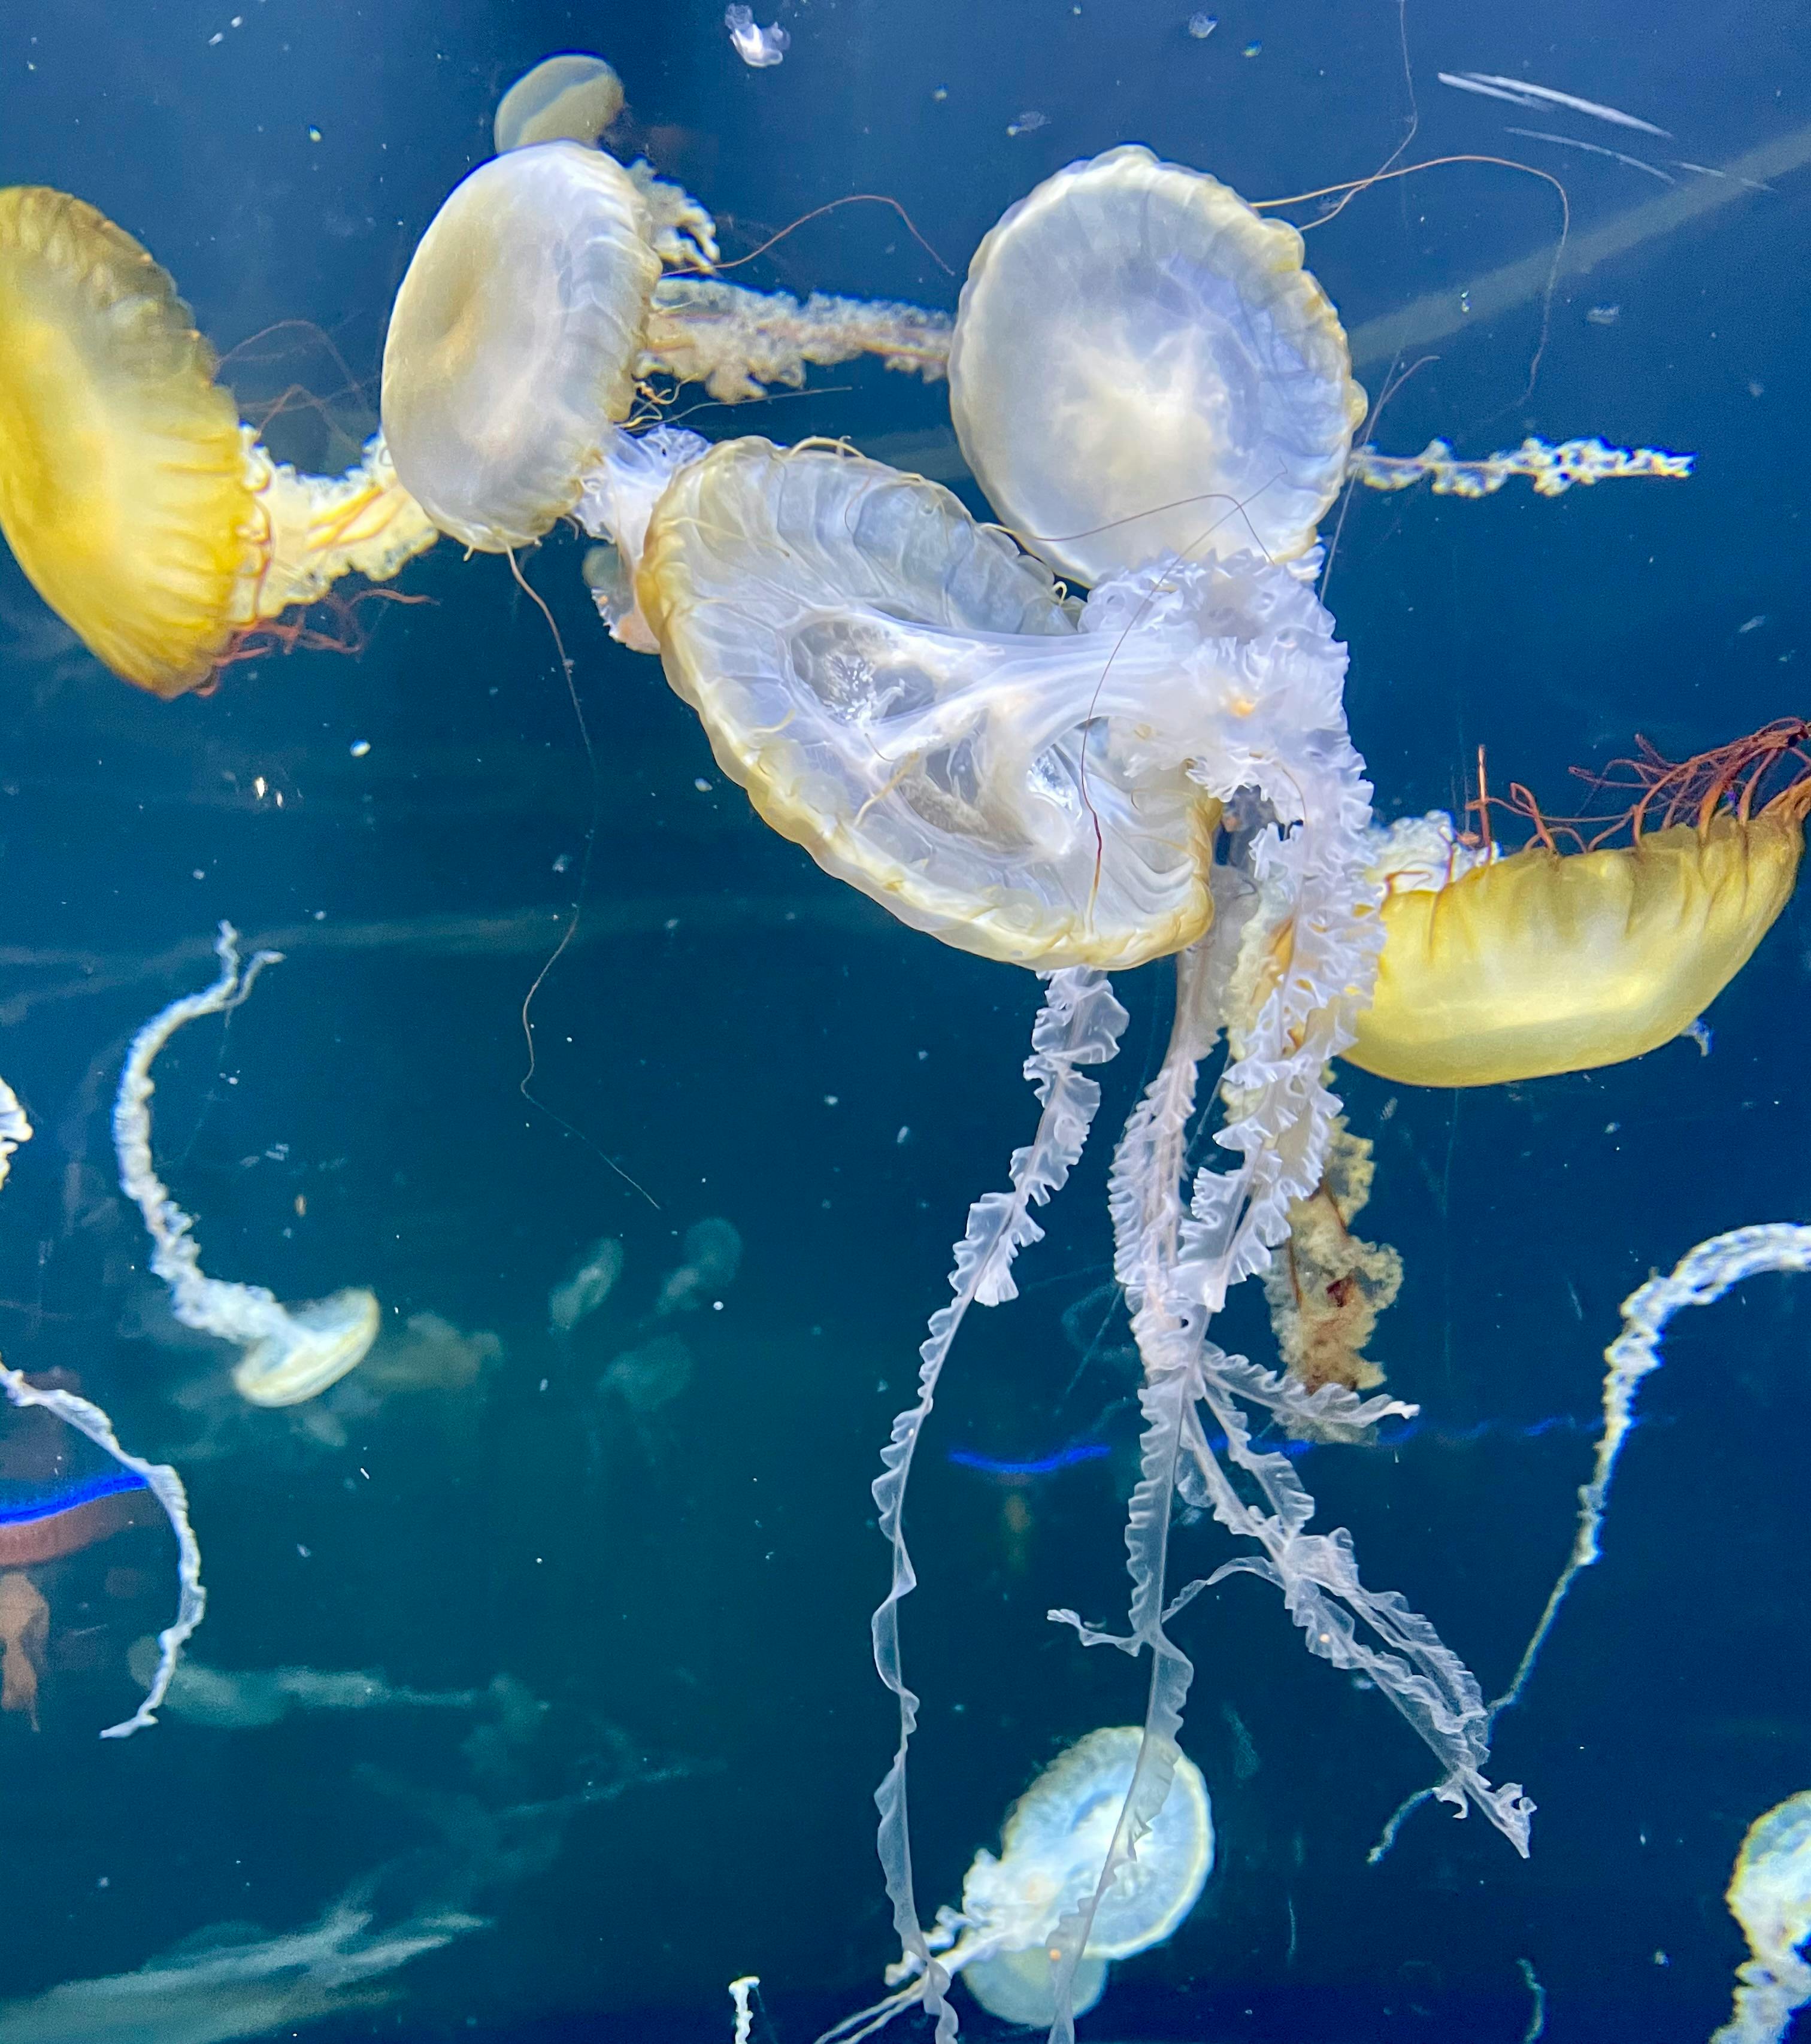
192, 868, 206, 881
307, 125, 322, 141
349, 738, 370, 757
824, 1094, 840, 1106
694, 777, 712, 791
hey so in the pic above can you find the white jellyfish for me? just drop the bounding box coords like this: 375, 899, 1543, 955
113, 923, 380, 1408
829, 1727, 1212, 2039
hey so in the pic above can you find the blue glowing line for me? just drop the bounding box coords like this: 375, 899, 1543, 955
0, 1467, 151, 1527
947, 1442, 1113, 1477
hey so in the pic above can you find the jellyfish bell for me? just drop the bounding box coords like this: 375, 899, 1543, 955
231, 1287, 382, 1408
635, 435, 1358, 970
850, 1727, 1212, 2035
1347, 728, 1811, 1088
948, 145, 1365, 587
0, 187, 438, 698
381, 143, 662, 553
493, 53, 625, 154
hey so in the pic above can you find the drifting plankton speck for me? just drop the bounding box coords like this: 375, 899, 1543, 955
1187, 13, 1218, 37
1006, 110, 1049, 136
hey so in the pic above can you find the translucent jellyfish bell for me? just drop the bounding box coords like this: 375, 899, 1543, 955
493, 54, 625, 153
852, 1727, 1212, 2033
948, 145, 1365, 584
637, 436, 1270, 969
1717, 1790, 1811, 2044
381, 143, 662, 552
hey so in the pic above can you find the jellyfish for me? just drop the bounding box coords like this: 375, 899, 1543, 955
1716, 1790, 1811, 2044
550, 1236, 626, 1336
125, 1639, 490, 1730
828, 1727, 1212, 2039
1347, 722, 1810, 1088
113, 923, 380, 1407
632, 421, 1536, 2044
380, 53, 953, 562
598, 1335, 693, 1415
652, 1216, 743, 1316
0, 1076, 205, 1734
944, 147, 1688, 589
0, 186, 438, 697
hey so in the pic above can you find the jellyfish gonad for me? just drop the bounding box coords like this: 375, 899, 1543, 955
1347, 720, 1811, 1087
0, 186, 439, 697
827, 1727, 1213, 2040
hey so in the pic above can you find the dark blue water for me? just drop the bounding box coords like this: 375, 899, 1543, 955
0, 1, 1807, 2039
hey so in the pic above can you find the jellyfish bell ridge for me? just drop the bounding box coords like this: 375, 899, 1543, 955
635, 436, 1370, 972
381, 141, 661, 552
948, 144, 1365, 587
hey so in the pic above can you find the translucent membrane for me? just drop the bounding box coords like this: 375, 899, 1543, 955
381, 142, 661, 551
0, 1079, 205, 1736
949, 146, 1364, 585
638, 436, 1269, 970
493, 53, 625, 153
1348, 803, 1805, 1087
113, 923, 380, 1408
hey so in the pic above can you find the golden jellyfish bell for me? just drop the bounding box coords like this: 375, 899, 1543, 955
637, 436, 1246, 971
1347, 751, 1810, 1088
948, 145, 1365, 586
493, 53, 625, 153
0, 188, 256, 697
380, 143, 661, 551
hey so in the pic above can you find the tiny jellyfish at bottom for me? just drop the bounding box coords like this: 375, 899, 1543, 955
830, 1725, 1212, 2034
1006, 110, 1049, 136
725, 5, 789, 66
1187, 13, 1218, 37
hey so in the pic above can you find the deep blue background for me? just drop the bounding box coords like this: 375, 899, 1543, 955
0, 1, 1807, 2039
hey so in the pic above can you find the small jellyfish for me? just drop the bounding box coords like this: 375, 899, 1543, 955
1347, 721, 1810, 1087
653, 1217, 742, 1316
113, 924, 380, 1406
0, 187, 438, 697
1187, 13, 1218, 37
549, 1236, 626, 1335
948, 145, 1365, 584
493, 53, 625, 153
725, 5, 790, 67
837, 1726, 1212, 2034
1716, 1790, 1811, 2044
598, 1333, 693, 1414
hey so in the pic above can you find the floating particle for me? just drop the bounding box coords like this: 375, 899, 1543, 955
348, 738, 370, 757
932, 86, 948, 100
694, 776, 712, 791
1459, 289, 1471, 313
1006, 110, 1049, 136
725, 5, 789, 66
307, 125, 322, 141
1188, 11, 1218, 35
552, 851, 571, 874
1242, 38, 1261, 56
1750, 380, 1765, 398
1586, 303, 1621, 325
1739, 614, 1768, 634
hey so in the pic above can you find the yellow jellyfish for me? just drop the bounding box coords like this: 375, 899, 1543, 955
493, 53, 625, 154
0, 187, 438, 699
830, 1727, 1212, 2037
113, 924, 379, 1407
947, 145, 1366, 586
1716, 1790, 1811, 2044
1347, 721, 1810, 1088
